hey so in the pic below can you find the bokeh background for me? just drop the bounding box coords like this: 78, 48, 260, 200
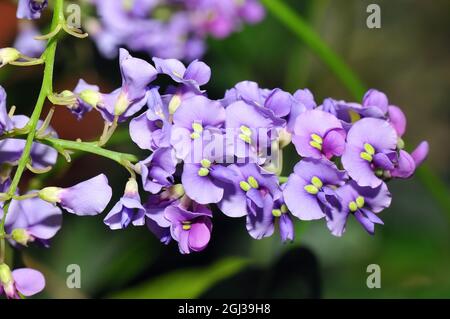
0, 0, 449, 298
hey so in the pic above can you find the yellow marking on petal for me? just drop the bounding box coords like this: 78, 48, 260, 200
172, 70, 183, 78
310, 133, 323, 144
364, 143, 375, 155
168, 95, 181, 115
349, 110, 361, 123
239, 133, 252, 144
247, 176, 259, 189
272, 209, 282, 217
240, 125, 252, 136
240, 181, 251, 192
200, 159, 211, 168
198, 167, 209, 177
309, 141, 322, 151
182, 224, 191, 230
192, 122, 203, 133
311, 176, 323, 189
280, 204, 288, 214
356, 196, 365, 208
190, 132, 200, 139
360, 152, 373, 162
348, 201, 358, 212
304, 184, 319, 195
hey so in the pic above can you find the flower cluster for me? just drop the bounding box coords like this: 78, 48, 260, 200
0, 0, 428, 299
0, 48, 428, 297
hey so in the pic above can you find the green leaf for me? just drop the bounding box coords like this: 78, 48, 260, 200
110, 257, 249, 299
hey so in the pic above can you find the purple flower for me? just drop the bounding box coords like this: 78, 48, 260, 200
13, 23, 45, 58
38, 174, 112, 216
145, 185, 186, 245
129, 88, 172, 151
104, 178, 146, 229
225, 100, 283, 162
153, 57, 211, 92
341, 118, 398, 187
0, 264, 45, 299
292, 109, 346, 159
17, 0, 48, 20
387, 105, 407, 137
286, 88, 316, 132
216, 163, 281, 218
181, 136, 234, 204
97, 49, 157, 122
3, 196, 62, 247
165, 202, 213, 254
70, 79, 100, 120
170, 95, 225, 160
246, 190, 295, 242
138, 147, 178, 194
327, 181, 391, 236
283, 158, 347, 220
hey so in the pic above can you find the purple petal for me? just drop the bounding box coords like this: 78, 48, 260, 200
119, 48, 157, 101
342, 144, 382, 187
362, 89, 389, 114
390, 150, 416, 178
181, 164, 224, 204
388, 105, 407, 137
6, 197, 62, 241
279, 213, 295, 242
322, 128, 346, 158
283, 173, 325, 220
12, 268, 45, 296
153, 57, 186, 83
345, 118, 398, 152
184, 60, 211, 86
411, 141, 429, 167
59, 174, 112, 216
246, 195, 275, 239
188, 221, 212, 252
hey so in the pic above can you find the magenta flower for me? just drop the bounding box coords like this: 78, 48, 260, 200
104, 178, 146, 230
327, 181, 391, 236
283, 158, 347, 220
0, 264, 45, 299
17, 0, 48, 20
165, 202, 213, 254
292, 110, 346, 159
38, 174, 112, 216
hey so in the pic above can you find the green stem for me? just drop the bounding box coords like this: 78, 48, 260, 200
0, 0, 65, 261
43, 137, 139, 166
263, 0, 450, 218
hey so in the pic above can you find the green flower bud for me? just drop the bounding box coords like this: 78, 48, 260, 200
38, 186, 62, 203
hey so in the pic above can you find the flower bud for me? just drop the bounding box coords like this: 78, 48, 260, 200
38, 186, 62, 203
0, 263, 12, 285
0, 48, 21, 66
124, 178, 139, 196
79, 89, 101, 108
11, 228, 33, 246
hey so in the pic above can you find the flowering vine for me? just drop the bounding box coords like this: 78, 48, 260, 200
0, 0, 429, 299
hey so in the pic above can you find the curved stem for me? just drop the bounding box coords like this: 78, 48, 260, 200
43, 137, 138, 165
0, 0, 65, 261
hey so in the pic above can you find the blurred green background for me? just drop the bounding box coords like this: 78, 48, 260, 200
0, 0, 449, 298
